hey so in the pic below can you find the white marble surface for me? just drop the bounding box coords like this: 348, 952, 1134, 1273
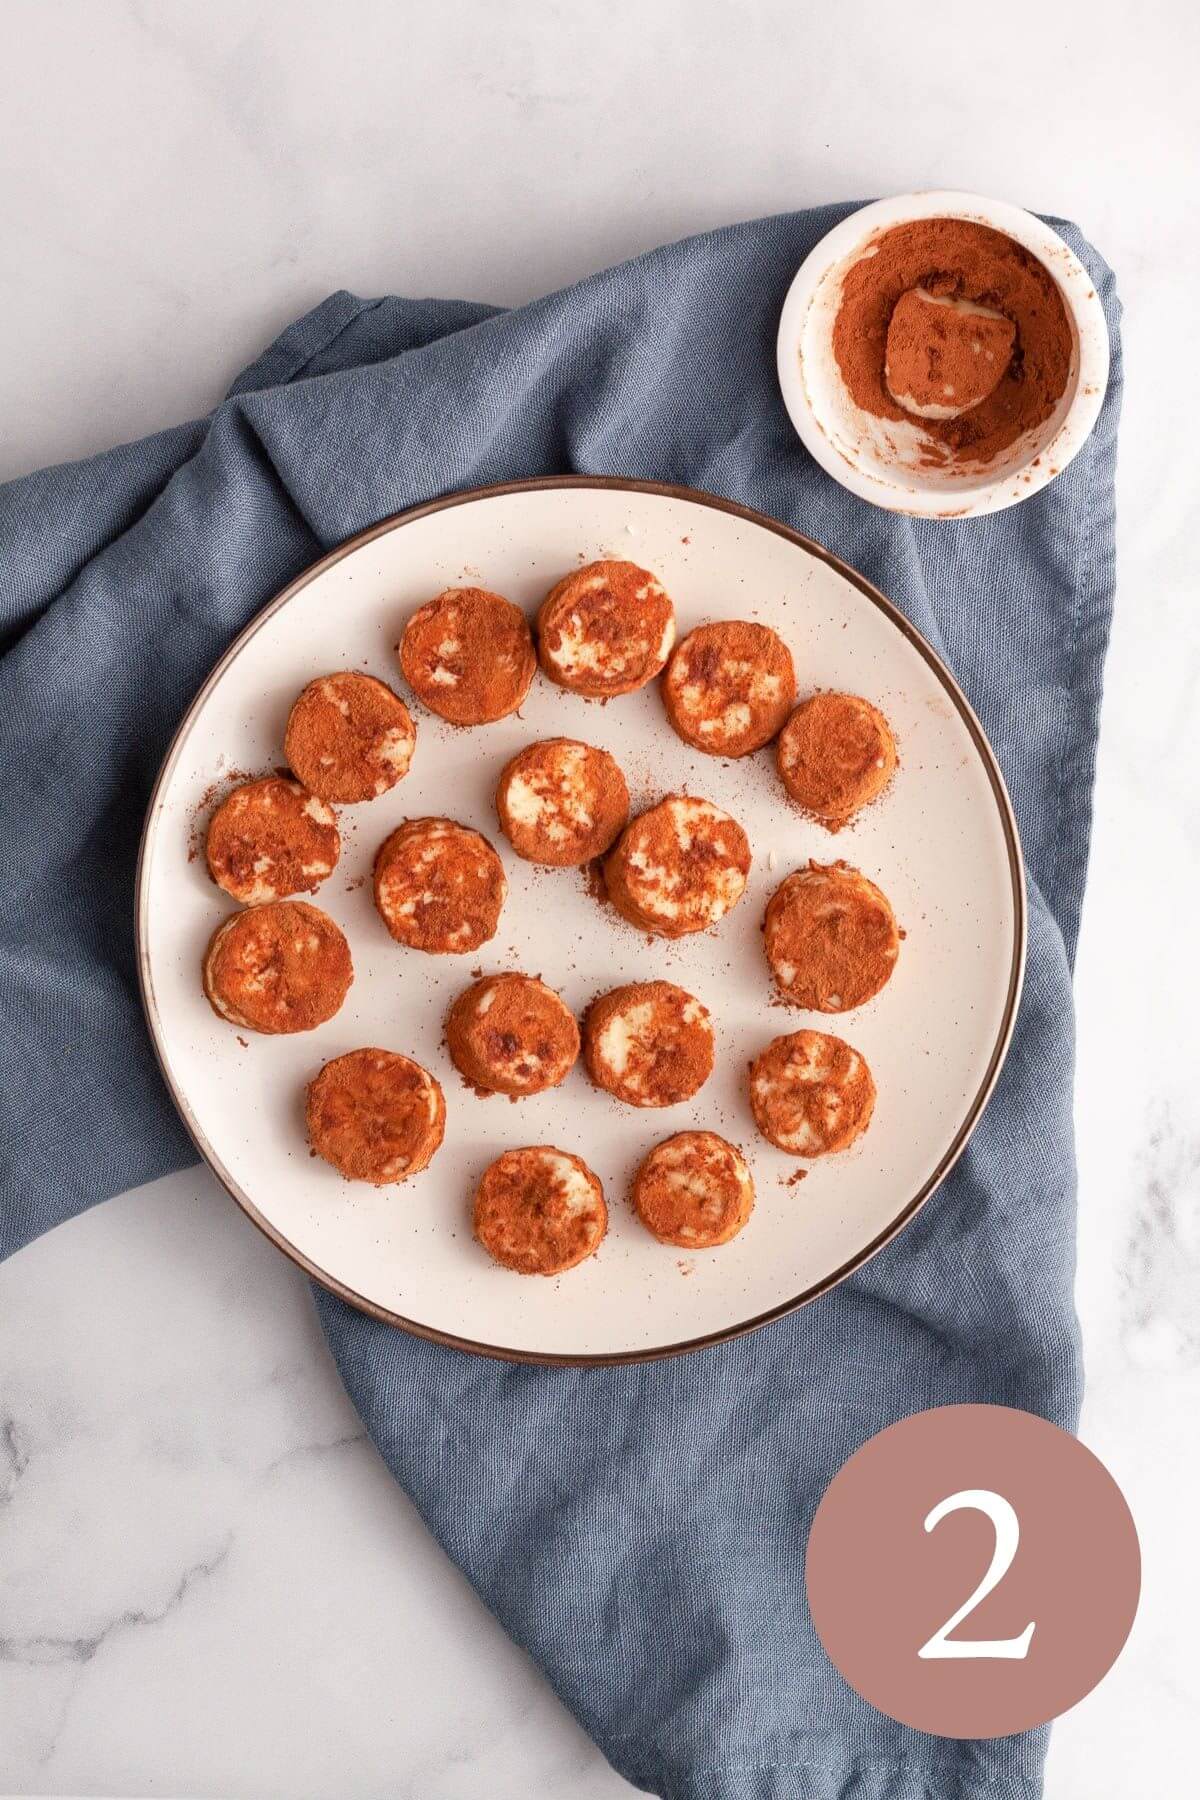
2, 1, 1198, 1794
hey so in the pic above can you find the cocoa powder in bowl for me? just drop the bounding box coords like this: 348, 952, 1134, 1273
831, 217, 1073, 468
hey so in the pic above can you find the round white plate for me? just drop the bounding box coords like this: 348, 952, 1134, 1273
137, 479, 1025, 1364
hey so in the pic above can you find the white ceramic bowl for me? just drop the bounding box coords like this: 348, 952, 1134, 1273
776, 190, 1110, 518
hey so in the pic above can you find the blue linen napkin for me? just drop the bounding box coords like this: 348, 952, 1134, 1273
0, 207, 1120, 1799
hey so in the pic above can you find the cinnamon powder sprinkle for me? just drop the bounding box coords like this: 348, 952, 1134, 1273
832, 218, 1073, 467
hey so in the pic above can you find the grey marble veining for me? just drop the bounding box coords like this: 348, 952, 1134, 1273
2, 1, 1199, 1795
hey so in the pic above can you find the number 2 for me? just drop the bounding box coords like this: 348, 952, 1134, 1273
917, 1488, 1036, 1660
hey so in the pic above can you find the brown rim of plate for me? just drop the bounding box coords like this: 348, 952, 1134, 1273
135, 476, 1028, 1368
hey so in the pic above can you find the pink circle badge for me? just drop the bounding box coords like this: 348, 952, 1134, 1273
805, 1404, 1140, 1738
